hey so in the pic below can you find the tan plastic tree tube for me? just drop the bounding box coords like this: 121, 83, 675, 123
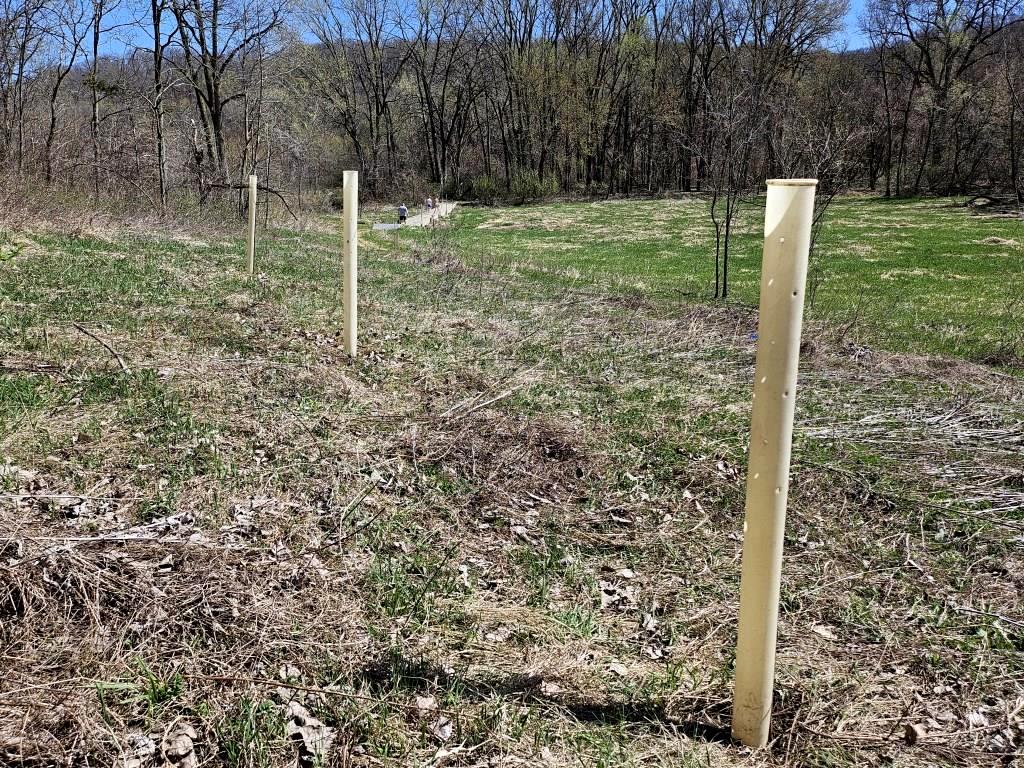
246, 174, 257, 276
732, 178, 817, 749
342, 170, 359, 357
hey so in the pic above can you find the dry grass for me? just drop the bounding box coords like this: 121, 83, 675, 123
0, 210, 1022, 767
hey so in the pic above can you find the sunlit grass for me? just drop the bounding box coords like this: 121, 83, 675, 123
427, 196, 1024, 364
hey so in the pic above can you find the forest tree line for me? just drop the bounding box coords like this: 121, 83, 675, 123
2, 0, 1023, 216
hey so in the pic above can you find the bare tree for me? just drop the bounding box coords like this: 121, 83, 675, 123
704, 0, 847, 299
133, 0, 180, 211
42, 0, 89, 182
85, 0, 125, 198
305, 0, 410, 193
865, 0, 1024, 192
1002, 34, 1024, 204
1, 0, 48, 172
401, 0, 483, 188
169, 0, 284, 199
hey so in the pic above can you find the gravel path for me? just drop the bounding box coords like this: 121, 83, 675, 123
405, 201, 456, 227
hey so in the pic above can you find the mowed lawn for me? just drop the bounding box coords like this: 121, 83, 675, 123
442, 196, 1024, 363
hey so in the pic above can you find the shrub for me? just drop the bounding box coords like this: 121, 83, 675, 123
510, 168, 556, 204
472, 175, 500, 205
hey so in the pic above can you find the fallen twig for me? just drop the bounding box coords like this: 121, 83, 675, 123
72, 323, 130, 374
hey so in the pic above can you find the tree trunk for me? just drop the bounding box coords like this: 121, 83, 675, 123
153, 0, 167, 212
90, 4, 102, 201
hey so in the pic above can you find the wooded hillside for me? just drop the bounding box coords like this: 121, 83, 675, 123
2, 0, 1023, 211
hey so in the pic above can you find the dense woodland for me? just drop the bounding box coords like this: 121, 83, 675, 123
1, 0, 1023, 215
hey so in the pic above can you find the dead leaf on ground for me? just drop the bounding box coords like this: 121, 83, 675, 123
430, 716, 453, 743
159, 723, 197, 768
904, 723, 926, 746
285, 701, 335, 767
811, 623, 838, 641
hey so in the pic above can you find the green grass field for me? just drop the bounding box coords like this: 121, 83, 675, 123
441, 196, 1024, 364
1, 197, 1022, 767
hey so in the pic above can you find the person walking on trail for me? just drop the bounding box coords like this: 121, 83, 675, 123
398, 203, 408, 224
424, 197, 434, 228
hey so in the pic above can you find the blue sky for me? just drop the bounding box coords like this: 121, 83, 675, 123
842, 0, 871, 50
101, 0, 873, 57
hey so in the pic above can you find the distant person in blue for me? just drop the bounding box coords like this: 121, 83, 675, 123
398, 203, 408, 224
